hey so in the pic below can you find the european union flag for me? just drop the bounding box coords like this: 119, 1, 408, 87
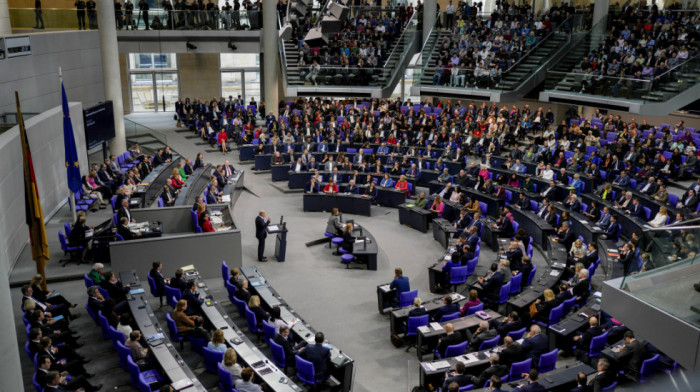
62, 82, 81, 193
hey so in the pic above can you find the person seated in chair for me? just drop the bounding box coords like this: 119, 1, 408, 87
272, 325, 307, 367
299, 332, 331, 380
117, 217, 141, 240
467, 321, 498, 352
512, 369, 545, 392
470, 353, 508, 387
436, 323, 464, 358
432, 295, 460, 322
441, 362, 472, 391
390, 268, 410, 306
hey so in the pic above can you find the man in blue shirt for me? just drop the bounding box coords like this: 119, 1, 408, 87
390, 268, 410, 305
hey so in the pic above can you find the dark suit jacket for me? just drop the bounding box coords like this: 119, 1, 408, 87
499, 342, 527, 367
617, 339, 646, 375
300, 343, 331, 376
470, 328, 498, 351
482, 270, 504, 302
627, 203, 643, 216
522, 334, 549, 361
441, 373, 472, 391
436, 332, 464, 357
433, 303, 460, 322
87, 296, 104, 315
182, 289, 203, 314
513, 381, 545, 392
273, 333, 298, 366
100, 280, 128, 302
117, 224, 139, 240
205, 191, 218, 204
579, 325, 605, 351
117, 206, 132, 223
149, 269, 166, 296
169, 278, 187, 292
472, 364, 508, 388
255, 216, 270, 239
589, 370, 617, 392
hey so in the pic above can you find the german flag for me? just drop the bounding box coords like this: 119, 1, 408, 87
16, 91, 50, 275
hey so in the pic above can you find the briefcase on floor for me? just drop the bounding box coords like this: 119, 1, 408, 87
390, 333, 403, 348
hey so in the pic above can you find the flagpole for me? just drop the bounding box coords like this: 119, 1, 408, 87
16, 91, 49, 290
60, 67, 78, 223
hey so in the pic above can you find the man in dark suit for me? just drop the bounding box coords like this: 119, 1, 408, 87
505, 241, 524, 272
553, 222, 575, 250
491, 312, 522, 338
471, 353, 508, 387
205, 185, 219, 204
603, 214, 620, 240
432, 296, 460, 322
299, 332, 331, 379
477, 263, 504, 303
345, 179, 360, 194
182, 280, 204, 315
234, 279, 252, 303
577, 243, 599, 269
161, 183, 176, 206
466, 226, 480, 252
573, 316, 605, 361
273, 326, 306, 367
440, 364, 471, 392
499, 336, 527, 367
637, 177, 657, 195
99, 271, 129, 302
436, 323, 464, 358
169, 269, 187, 292
148, 261, 169, 297
117, 217, 141, 240
512, 369, 545, 392
467, 321, 499, 352
255, 210, 271, 262
39, 367, 101, 392
515, 193, 530, 210
222, 160, 236, 178
521, 325, 549, 362
21, 285, 72, 320
616, 330, 646, 378
555, 283, 574, 303
117, 198, 133, 223
588, 358, 617, 392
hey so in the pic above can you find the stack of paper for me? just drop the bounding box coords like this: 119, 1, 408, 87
430, 322, 444, 331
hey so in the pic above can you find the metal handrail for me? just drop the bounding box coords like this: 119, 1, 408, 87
501, 14, 574, 75
382, 10, 417, 68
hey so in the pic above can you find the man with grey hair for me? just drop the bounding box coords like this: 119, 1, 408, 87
467, 320, 498, 352
573, 269, 590, 303
255, 210, 271, 262
471, 353, 508, 387
522, 325, 549, 362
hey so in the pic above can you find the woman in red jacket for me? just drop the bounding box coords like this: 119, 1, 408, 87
217, 130, 228, 154
170, 169, 186, 190
394, 174, 410, 196
199, 212, 215, 232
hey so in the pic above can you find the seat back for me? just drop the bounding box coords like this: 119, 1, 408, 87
97, 311, 110, 339
589, 331, 609, 358
295, 354, 317, 385
189, 337, 207, 356
509, 358, 532, 381
165, 313, 182, 342
444, 341, 468, 358
399, 289, 418, 308
547, 303, 564, 325
440, 312, 460, 323
601, 381, 617, 391
245, 307, 259, 333
203, 347, 224, 373
506, 327, 527, 341
450, 266, 469, 285
406, 315, 429, 337
232, 295, 247, 316
58, 231, 69, 252
561, 297, 577, 316
84, 273, 95, 288
32, 372, 43, 392
164, 285, 180, 308
109, 325, 126, 349
116, 340, 131, 369
527, 264, 537, 286
221, 261, 230, 283
270, 339, 287, 368
639, 354, 660, 383
466, 256, 478, 276
642, 206, 651, 221
512, 221, 519, 233
125, 354, 141, 385
538, 348, 558, 373
217, 362, 235, 391
479, 202, 487, 215
147, 274, 159, 298
466, 302, 484, 316
510, 273, 522, 295
64, 222, 72, 238
262, 319, 276, 343
499, 281, 511, 304
224, 281, 237, 302
157, 198, 164, 208
479, 335, 500, 351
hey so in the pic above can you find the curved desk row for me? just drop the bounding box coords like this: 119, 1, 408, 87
173, 164, 212, 207
119, 271, 207, 391
303, 193, 372, 216
241, 266, 355, 392
132, 156, 181, 208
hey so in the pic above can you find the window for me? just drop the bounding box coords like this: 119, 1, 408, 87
129, 53, 177, 70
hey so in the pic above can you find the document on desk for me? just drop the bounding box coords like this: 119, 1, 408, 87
550, 270, 560, 277
430, 322, 444, 331
221, 195, 231, 202
268, 225, 280, 232
458, 354, 480, 364
417, 326, 430, 334
171, 378, 194, 391
211, 216, 223, 225
379, 284, 391, 292
431, 360, 451, 370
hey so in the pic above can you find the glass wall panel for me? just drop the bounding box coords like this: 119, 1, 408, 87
244, 71, 261, 102
220, 54, 259, 69
221, 71, 244, 99
129, 53, 177, 70
155, 73, 180, 111
130, 74, 155, 112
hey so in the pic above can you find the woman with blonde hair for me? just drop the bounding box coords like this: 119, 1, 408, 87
221, 348, 243, 379
30, 274, 75, 308
532, 288, 558, 322
648, 206, 669, 228
569, 239, 586, 263
248, 295, 270, 328
207, 329, 227, 352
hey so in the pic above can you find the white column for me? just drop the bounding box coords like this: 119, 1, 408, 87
592, 0, 609, 33
422, 0, 436, 46
97, 0, 126, 155
0, 257, 22, 391
0, 0, 11, 35
263, 0, 279, 115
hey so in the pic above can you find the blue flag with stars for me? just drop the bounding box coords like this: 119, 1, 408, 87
62, 82, 81, 193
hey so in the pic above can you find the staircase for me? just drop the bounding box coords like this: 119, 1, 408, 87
543, 34, 593, 93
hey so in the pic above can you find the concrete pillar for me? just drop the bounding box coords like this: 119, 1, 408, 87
97, 0, 126, 155
592, 0, 609, 34
0, 258, 22, 391
0, 0, 11, 35
422, 0, 436, 47
263, 0, 279, 116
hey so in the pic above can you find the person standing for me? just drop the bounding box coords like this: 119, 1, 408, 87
34, 0, 45, 29
114, 0, 124, 29
255, 210, 271, 262
75, 0, 87, 29
138, 0, 150, 30
86, 0, 97, 29
124, 0, 134, 29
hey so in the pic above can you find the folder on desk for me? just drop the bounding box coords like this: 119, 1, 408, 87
129, 288, 145, 295
430, 322, 444, 331
181, 264, 196, 272
171, 379, 193, 391
417, 326, 430, 334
